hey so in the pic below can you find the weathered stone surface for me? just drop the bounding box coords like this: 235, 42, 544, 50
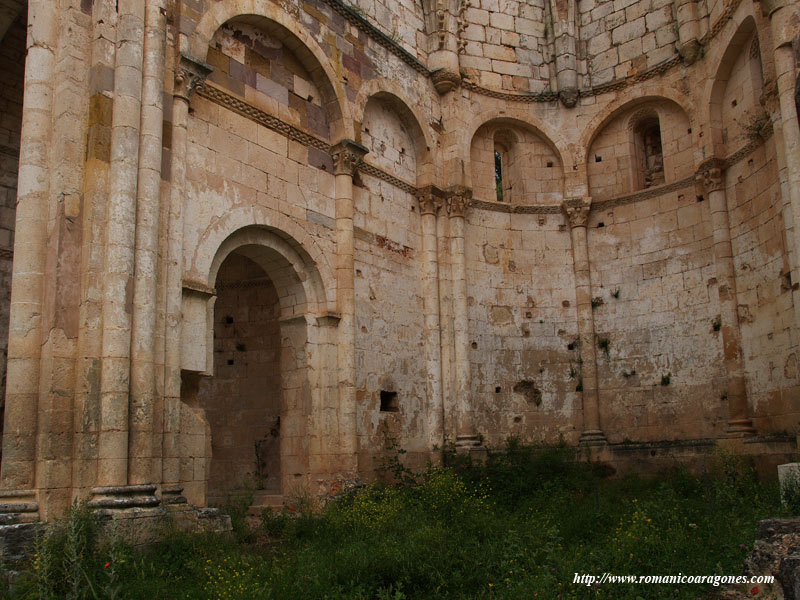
0, 0, 796, 522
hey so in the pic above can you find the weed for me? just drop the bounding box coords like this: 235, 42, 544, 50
598, 337, 611, 359
611, 287, 620, 299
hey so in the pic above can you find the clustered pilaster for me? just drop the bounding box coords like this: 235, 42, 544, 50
562, 198, 607, 446
696, 159, 755, 437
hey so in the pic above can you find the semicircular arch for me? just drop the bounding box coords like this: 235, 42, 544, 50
189, 0, 353, 141
189, 206, 336, 314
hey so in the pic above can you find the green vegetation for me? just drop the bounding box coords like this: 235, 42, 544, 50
6, 443, 791, 600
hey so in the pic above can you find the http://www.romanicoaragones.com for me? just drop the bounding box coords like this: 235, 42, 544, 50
572, 572, 775, 587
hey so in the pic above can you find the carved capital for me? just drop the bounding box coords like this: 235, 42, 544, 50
431, 68, 462, 95
562, 197, 591, 228
174, 54, 213, 101
678, 39, 702, 65
559, 88, 579, 108
330, 139, 368, 176
446, 185, 472, 218
417, 185, 445, 216
696, 158, 726, 194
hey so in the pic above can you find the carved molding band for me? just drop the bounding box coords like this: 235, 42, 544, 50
469, 199, 562, 214
358, 162, 417, 194
197, 84, 330, 153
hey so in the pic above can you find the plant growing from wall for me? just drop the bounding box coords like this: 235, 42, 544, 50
611, 288, 620, 299
597, 338, 610, 360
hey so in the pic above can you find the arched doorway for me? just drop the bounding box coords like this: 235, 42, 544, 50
198, 249, 298, 507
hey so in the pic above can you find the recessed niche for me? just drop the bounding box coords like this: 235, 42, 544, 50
380, 391, 399, 413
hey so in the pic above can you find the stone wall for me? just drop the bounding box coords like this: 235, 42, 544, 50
579, 0, 678, 86
461, 0, 551, 91
588, 188, 725, 441
466, 211, 581, 446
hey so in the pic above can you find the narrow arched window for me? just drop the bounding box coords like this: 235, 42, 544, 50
632, 115, 664, 190
495, 149, 504, 203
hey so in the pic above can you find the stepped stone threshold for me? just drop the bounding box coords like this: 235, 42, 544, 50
0, 0, 797, 572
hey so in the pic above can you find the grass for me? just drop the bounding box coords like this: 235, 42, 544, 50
6, 443, 793, 600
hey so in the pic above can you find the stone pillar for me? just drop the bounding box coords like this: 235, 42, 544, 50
417, 186, 445, 451
549, 0, 579, 107
161, 55, 211, 504
760, 0, 800, 325
446, 186, 482, 452
97, 0, 146, 489
674, 0, 702, 64
330, 139, 367, 478
563, 198, 606, 446
0, 0, 57, 517
129, 0, 167, 487
696, 160, 756, 437
429, 0, 462, 94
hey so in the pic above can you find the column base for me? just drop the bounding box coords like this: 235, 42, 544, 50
454, 435, 487, 462
160, 485, 188, 505
89, 484, 161, 514
0, 490, 39, 564
579, 430, 608, 447
726, 419, 757, 438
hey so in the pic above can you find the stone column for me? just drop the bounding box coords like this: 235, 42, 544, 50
446, 186, 482, 451
696, 160, 756, 437
129, 0, 167, 487
0, 0, 57, 517
549, 0, 579, 107
674, 0, 701, 63
760, 0, 800, 324
429, 0, 462, 94
330, 139, 367, 477
161, 55, 211, 505
563, 198, 606, 446
96, 0, 146, 489
417, 186, 445, 451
